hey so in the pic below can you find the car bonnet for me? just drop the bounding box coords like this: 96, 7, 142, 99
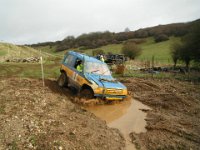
85, 73, 126, 89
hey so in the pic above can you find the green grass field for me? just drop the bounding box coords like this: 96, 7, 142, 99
0, 63, 60, 79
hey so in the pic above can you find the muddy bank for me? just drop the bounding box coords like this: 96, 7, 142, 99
0, 78, 125, 150
120, 78, 200, 150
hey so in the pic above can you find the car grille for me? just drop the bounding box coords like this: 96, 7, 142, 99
105, 88, 123, 95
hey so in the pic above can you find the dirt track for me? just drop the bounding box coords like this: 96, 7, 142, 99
0, 77, 200, 150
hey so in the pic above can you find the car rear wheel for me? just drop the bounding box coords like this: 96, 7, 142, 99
80, 88, 94, 99
58, 72, 68, 87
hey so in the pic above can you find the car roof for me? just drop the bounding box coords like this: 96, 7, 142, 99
67, 51, 104, 64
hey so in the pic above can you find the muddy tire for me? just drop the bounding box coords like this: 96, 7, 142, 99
80, 88, 94, 99
58, 72, 68, 87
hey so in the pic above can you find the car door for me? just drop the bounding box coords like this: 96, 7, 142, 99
62, 54, 76, 86
70, 58, 86, 90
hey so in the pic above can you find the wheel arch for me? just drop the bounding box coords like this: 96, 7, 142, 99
79, 84, 94, 99
60, 69, 66, 73
80, 84, 94, 94
60, 69, 68, 77
58, 70, 68, 87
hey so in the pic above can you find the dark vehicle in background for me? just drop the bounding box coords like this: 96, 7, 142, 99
96, 54, 128, 65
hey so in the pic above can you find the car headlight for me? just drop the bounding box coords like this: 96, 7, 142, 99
94, 87, 104, 93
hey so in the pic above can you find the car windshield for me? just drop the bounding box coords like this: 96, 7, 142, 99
84, 61, 111, 75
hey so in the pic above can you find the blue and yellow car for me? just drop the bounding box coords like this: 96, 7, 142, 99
58, 51, 128, 100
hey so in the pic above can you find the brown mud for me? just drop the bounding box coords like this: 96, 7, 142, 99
0, 77, 200, 150
0, 78, 125, 150
120, 78, 200, 150
85, 99, 151, 150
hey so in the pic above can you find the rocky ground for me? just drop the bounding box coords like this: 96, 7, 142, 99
120, 78, 200, 150
0, 78, 125, 150
0, 77, 200, 150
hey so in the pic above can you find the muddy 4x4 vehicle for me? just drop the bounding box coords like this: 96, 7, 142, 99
58, 51, 128, 100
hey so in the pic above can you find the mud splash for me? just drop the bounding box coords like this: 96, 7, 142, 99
85, 99, 151, 150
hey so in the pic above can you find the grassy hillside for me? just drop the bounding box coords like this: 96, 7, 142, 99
10, 37, 180, 64
0, 42, 50, 57
84, 44, 123, 55
0, 42, 53, 62
32, 36, 181, 64
83, 36, 180, 63
138, 36, 180, 63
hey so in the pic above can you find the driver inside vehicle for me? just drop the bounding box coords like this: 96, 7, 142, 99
76, 60, 83, 72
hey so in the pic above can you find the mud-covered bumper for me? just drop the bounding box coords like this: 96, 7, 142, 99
94, 94, 127, 100
94, 87, 128, 100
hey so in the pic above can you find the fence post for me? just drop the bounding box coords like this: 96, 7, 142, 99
40, 50, 45, 87
152, 55, 154, 68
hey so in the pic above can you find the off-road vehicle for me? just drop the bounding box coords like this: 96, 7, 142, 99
58, 51, 128, 100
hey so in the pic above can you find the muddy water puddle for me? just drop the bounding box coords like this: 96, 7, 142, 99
85, 99, 151, 150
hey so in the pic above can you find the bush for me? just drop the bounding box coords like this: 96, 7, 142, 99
121, 42, 141, 60
154, 34, 169, 43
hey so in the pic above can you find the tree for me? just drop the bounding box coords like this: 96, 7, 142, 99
179, 45, 192, 70
124, 27, 130, 32
134, 30, 148, 38
170, 20, 200, 70
171, 41, 193, 70
171, 42, 181, 68
121, 42, 141, 59
183, 21, 200, 62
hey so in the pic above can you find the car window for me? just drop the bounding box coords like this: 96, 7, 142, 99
63, 55, 69, 64
85, 61, 111, 75
64, 55, 75, 67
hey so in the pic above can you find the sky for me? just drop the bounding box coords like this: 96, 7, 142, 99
0, 0, 200, 45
